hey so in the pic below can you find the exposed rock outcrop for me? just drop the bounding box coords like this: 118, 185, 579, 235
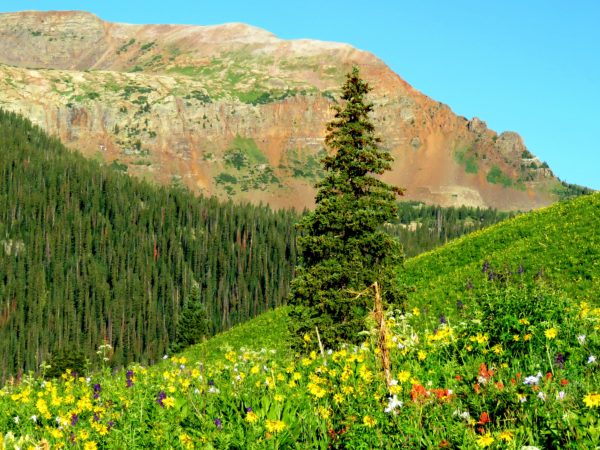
0, 11, 562, 210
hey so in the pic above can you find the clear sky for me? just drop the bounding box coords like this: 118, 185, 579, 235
3, 0, 599, 189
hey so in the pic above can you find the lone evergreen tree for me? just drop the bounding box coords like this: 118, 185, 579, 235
288, 67, 405, 349
170, 283, 209, 353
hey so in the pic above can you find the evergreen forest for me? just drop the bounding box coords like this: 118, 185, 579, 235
0, 110, 296, 382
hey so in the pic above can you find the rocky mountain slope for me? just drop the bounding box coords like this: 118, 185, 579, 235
0, 10, 564, 210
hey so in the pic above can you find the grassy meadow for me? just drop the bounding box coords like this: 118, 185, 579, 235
1, 193, 598, 449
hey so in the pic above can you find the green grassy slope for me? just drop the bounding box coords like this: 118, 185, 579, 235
179, 307, 291, 366
400, 192, 600, 321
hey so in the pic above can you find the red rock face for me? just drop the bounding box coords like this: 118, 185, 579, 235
0, 11, 561, 211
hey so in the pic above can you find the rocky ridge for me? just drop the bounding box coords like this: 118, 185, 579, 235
0, 11, 562, 210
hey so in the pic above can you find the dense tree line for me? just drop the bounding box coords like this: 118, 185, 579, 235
0, 110, 296, 382
391, 202, 514, 257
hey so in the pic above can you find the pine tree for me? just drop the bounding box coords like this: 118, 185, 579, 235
170, 283, 209, 353
288, 67, 405, 348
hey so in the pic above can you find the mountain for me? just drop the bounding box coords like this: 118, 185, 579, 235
0, 10, 572, 211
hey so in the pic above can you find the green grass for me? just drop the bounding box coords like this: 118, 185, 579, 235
454, 146, 479, 174
486, 165, 513, 187
224, 135, 268, 169
180, 307, 291, 365
399, 192, 600, 320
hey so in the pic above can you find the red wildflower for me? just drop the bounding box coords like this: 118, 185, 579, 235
546, 372, 553, 380
474, 383, 480, 394
478, 363, 494, 380
495, 382, 504, 390
438, 439, 451, 448
431, 388, 452, 401
478, 411, 491, 425
455, 375, 462, 381
561, 379, 568, 386
410, 383, 429, 402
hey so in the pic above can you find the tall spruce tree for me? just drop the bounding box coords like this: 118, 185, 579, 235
288, 67, 405, 348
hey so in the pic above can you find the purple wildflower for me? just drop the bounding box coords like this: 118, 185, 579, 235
439, 314, 447, 324
456, 300, 464, 311
156, 390, 167, 408
126, 370, 134, 388
70, 414, 79, 426
554, 353, 566, 369
518, 265, 524, 274
93, 383, 101, 399
482, 261, 490, 273
214, 417, 223, 430
245, 407, 253, 412
107, 420, 115, 430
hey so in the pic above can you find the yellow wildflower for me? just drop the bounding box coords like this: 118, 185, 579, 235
307, 383, 327, 399
498, 430, 514, 442
412, 307, 420, 317
545, 328, 558, 339
265, 419, 286, 433
518, 318, 530, 325
513, 335, 520, 341
524, 334, 532, 341
583, 393, 600, 408
83, 441, 97, 450
49, 428, 63, 439
476, 433, 494, 447
245, 411, 259, 423
398, 370, 411, 383
317, 406, 332, 419
180, 433, 194, 450
418, 350, 427, 361
363, 415, 377, 428
163, 397, 175, 408
342, 385, 354, 395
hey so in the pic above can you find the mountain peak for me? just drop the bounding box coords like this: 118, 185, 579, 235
0, 10, 566, 210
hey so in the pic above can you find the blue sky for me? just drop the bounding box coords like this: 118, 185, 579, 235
4, 0, 599, 189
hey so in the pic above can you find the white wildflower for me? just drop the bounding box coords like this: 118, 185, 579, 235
523, 372, 543, 385
384, 395, 403, 414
